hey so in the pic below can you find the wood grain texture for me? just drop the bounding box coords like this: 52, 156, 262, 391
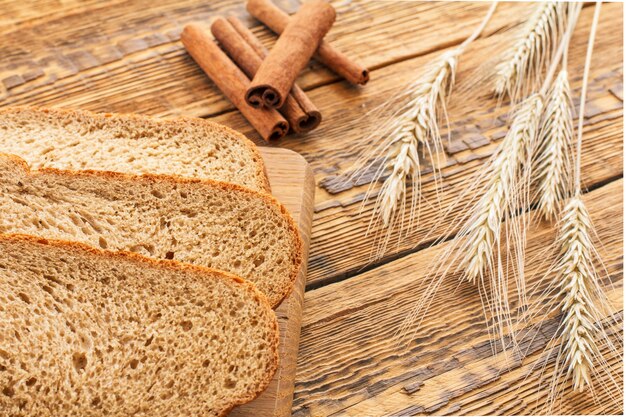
0, 0, 122, 34
293, 180, 623, 416
0, 1, 622, 415
231, 147, 314, 417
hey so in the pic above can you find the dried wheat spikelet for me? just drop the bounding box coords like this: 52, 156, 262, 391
395, 4, 597, 369
494, 1, 568, 102
555, 195, 601, 392
399, 5, 583, 351
524, 191, 622, 413
535, 194, 623, 412
398, 94, 545, 355
554, 2, 621, 400
461, 94, 543, 283
375, 48, 458, 229
533, 70, 574, 220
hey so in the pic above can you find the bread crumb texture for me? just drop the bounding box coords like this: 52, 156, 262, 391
0, 154, 301, 307
0, 235, 278, 416
0, 107, 269, 193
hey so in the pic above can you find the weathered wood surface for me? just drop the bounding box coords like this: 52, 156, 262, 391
0, 1, 622, 415
1, 1, 536, 117
230, 147, 315, 417
294, 180, 623, 416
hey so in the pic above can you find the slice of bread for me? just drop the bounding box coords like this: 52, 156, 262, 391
0, 106, 270, 193
0, 154, 302, 307
0, 234, 279, 417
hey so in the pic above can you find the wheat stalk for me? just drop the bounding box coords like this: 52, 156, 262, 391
461, 94, 543, 283
494, 1, 568, 102
533, 70, 574, 220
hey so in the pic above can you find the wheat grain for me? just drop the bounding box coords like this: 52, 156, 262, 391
494, 1, 568, 102
533, 70, 574, 220
461, 94, 543, 283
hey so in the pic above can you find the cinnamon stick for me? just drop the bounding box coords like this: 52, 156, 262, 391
247, 0, 369, 86
181, 24, 288, 141
246, 0, 336, 109
212, 17, 321, 133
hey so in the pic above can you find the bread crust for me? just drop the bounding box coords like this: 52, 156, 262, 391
2, 152, 302, 308
0, 106, 272, 193
0, 232, 280, 416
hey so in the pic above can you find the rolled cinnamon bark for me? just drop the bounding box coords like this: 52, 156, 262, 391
212, 17, 321, 133
246, 0, 336, 109
181, 24, 288, 141
247, 0, 369, 86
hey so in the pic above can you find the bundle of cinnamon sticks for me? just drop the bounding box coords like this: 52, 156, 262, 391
181, 0, 368, 141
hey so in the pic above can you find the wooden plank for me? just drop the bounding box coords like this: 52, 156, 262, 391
206, 3, 623, 287
0, 2, 535, 117
231, 147, 315, 416
1, 2, 622, 415
0, 0, 119, 33
292, 179, 623, 416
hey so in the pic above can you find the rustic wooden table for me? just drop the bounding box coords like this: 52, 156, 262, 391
1, 1, 623, 415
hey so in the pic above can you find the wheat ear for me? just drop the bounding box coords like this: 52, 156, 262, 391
345, 2, 498, 260
399, 6, 583, 352
461, 94, 543, 283
541, 193, 622, 409
546, 2, 622, 405
494, 1, 567, 102
556, 195, 602, 391
518, 4, 622, 409
375, 49, 458, 229
400, 94, 544, 354
533, 70, 574, 220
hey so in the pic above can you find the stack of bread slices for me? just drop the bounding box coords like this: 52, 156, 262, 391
0, 107, 303, 416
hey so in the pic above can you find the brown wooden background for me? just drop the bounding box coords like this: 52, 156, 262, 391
0, 1, 622, 415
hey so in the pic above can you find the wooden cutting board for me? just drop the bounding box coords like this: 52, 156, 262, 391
230, 147, 314, 417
